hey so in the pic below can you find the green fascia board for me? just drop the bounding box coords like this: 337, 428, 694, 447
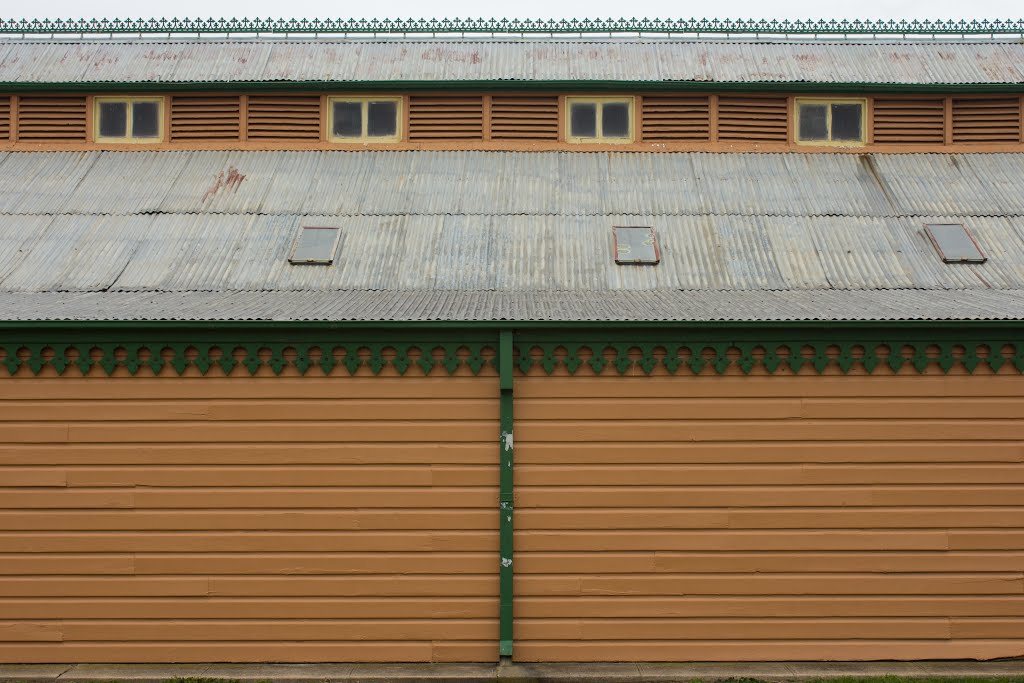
2, 319, 1023, 343
3, 80, 1023, 94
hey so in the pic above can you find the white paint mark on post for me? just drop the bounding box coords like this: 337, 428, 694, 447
501, 430, 513, 451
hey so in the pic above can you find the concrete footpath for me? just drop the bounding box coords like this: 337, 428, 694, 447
0, 661, 1022, 683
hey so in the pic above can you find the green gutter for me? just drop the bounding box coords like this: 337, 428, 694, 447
3, 320, 1024, 335
497, 328, 515, 660
3, 81, 1023, 94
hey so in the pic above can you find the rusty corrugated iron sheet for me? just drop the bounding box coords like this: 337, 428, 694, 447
0, 212, 1022, 293
1, 38, 1023, 84
1, 148, 1023, 321
11, 149, 1024, 218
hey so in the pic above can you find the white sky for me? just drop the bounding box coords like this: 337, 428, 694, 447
8, 1, 1024, 24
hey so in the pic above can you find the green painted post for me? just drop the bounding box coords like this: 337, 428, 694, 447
498, 328, 515, 660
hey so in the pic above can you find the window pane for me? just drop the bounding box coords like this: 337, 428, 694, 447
798, 103, 828, 141
570, 102, 597, 138
602, 102, 630, 138
98, 101, 128, 138
831, 103, 862, 141
367, 101, 397, 137
332, 101, 363, 137
132, 101, 160, 138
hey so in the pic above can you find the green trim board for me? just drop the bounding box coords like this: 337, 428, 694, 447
2, 80, 1023, 94
498, 329, 515, 659
2, 335, 1022, 377
3, 18, 1024, 35
4, 320, 1024, 333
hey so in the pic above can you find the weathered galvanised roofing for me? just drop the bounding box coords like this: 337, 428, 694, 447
1, 150, 1024, 322
2, 37, 1024, 87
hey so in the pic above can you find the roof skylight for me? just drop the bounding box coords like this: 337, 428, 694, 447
289, 226, 341, 265
613, 226, 660, 265
925, 224, 986, 264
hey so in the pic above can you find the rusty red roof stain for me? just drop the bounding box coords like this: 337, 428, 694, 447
202, 166, 247, 203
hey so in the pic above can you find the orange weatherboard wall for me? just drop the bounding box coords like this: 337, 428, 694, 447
1, 364, 1023, 662
0, 374, 500, 663
513, 369, 1024, 661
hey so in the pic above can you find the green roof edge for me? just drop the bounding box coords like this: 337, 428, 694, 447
2, 81, 1023, 93
2, 320, 1023, 334
2, 17, 1024, 35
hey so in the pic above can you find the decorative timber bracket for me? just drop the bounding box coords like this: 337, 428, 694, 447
2, 337, 1024, 378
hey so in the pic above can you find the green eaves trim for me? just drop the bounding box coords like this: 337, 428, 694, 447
4, 320, 1024, 334
3, 334, 1022, 377
3, 80, 1023, 94
3, 18, 1024, 35
0, 340, 496, 377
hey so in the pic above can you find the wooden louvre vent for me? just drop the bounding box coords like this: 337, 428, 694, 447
717, 96, 787, 142
247, 95, 321, 141
408, 96, 484, 140
952, 96, 1021, 144
170, 95, 241, 141
490, 95, 559, 140
872, 97, 945, 144
0, 97, 10, 140
16, 96, 87, 141
641, 95, 711, 141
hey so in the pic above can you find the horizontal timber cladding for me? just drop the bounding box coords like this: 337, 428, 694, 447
716, 95, 789, 142
0, 96, 9, 140
0, 91, 1022, 150
512, 341, 1024, 662
246, 94, 321, 140
490, 95, 559, 140
408, 95, 485, 141
952, 95, 1022, 144
872, 96, 946, 145
0, 338, 500, 664
170, 94, 242, 141
1, 331, 1024, 664
14, 95, 87, 141
640, 95, 711, 141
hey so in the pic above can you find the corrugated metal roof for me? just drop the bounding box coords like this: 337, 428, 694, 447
1, 149, 1023, 322
2, 289, 1024, 322
3, 212, 1022, 293
1, 38, 1023, 85
10, 150, 1024, 218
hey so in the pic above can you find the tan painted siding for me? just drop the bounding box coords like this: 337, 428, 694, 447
2, 90, 1023, 152
514, 373, 1024, 662
0, 377, 499, 663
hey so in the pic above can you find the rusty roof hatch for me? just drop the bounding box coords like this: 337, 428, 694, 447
925, 223, 986, 264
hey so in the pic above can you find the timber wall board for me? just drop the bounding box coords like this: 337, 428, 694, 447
0, 376, 500, 663
1, 366, 1023, 662
514, 371, 1024, 662
0, 92, 1021, 152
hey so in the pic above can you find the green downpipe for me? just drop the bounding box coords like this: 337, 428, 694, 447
498, 329, 515, 660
